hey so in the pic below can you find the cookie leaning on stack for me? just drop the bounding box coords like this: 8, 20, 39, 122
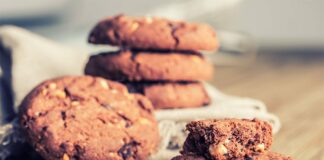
19, 76, 160, 160
85, 14, 218, 109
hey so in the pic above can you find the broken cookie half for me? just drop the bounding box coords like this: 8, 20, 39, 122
181, 119, 274, 159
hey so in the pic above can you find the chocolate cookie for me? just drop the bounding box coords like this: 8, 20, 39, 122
126, 82, 210, 109
88, 15, 218, 51
85, 50, 214, 81
19, 76, 160, 160
182, 119, 272, 160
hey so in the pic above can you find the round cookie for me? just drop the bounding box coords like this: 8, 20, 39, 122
19, 76, 160, 160
126, 82, 210, 109
88, 15, 218, 51
85, 50, 214, 81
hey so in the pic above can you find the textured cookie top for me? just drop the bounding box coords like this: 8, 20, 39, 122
85, 50, 214, 81
19, 76, 160, 160
183, 119, 273, 160
88, 15, 218, 51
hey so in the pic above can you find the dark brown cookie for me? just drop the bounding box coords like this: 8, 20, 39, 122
19, 76, 160, 160
85, 50, 214, 81
126, 82, 210, 109
88, 15, 218, 51
182, 119, 273, 160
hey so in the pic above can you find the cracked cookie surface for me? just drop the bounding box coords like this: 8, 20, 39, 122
182, 119, 272, 160
85, 50, 214, 81
88, 15, 218, 51
19, 76, 160, 160
126, 82, 210, 109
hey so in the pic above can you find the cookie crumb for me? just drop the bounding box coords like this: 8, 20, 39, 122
99, 80, 110, 89
256, 143, 265, 152
53, 90, 66, 98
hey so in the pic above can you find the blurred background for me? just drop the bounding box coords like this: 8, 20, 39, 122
1, 0, 324, 50
1, 0, 324, 159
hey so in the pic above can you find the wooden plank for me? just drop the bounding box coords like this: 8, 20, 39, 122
211, 59, 324, 159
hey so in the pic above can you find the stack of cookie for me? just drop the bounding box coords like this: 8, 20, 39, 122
171, 119, 293, 160
85, 15, 218, 109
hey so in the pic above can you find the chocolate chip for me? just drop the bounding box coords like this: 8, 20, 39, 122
101, 103, 113, 109
60, 143, 67, 151
118, 141, 139, 160
61, 111, 67, 120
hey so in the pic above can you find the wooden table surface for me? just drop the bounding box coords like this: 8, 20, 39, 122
210, 53, 324, 160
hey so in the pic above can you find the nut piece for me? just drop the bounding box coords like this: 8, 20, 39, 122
41, 89, 48, 96
34, 112, 41, 116
111, 89, 118, 94
62, 153, 69, 160
209, 144, 228, 156
138, 118, 151, 125
54, 90, 66, 98
99, 80, 110, 90
48, 83, 57, 90
145, 17, 153, 23
130, 22, 139, 32
256, 143, 265, 152
191, 56, 202, 63
218, 144, 228, 154
71, 101, 80, 106
125, 94, 134, 100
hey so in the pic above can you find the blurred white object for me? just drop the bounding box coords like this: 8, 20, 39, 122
206, 30, 257, 66
147, 0, 242, 20
0, 0, 71, 20
235, 0, 324, 48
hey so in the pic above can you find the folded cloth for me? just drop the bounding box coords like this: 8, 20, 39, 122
0, 26, 280, 160
0, 25, 88, 121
